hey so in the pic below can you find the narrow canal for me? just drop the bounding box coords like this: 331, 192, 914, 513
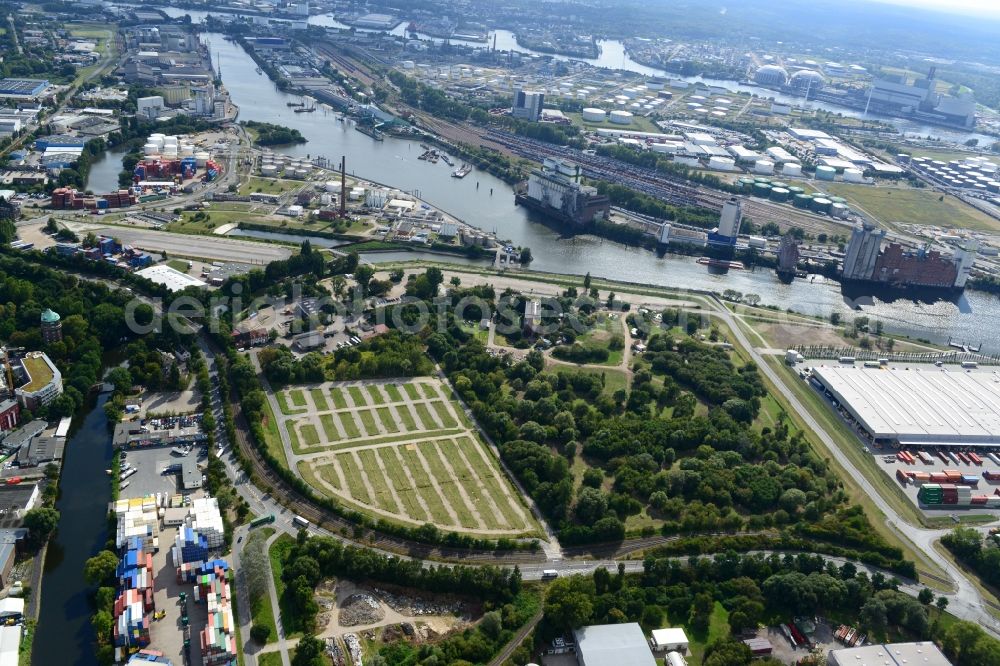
33, 394, 112, 666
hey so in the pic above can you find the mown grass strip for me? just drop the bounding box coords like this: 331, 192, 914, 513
329, 388, 348, 409
403, 383, 421, 401
396, 404, 418, 432
439, 439, 502, 530
357, 409, 380, 437
337, 452, 372, 505
289, 389, 307, 407
421, 442, 479, 529
356, 449, 400, 513
376, 407, 398, 433
366, 385, 385, 405
384, 384, 403, 402
310, 388, 329, 412
347, 386, 367, 407
455, 436, 527, 532
378, 447, 427, 522
319, 414, 340, 442
337, 411, 362, 439
414, 402, 438, 430
430, 401, 458, 428
399, 444, 454, 526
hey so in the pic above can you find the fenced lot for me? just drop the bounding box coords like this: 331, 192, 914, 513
275, 377, 537, 537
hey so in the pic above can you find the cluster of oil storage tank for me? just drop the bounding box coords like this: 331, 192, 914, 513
911, 156, 1000, 193
259, 151, 312, 179
736, 178, 850, 217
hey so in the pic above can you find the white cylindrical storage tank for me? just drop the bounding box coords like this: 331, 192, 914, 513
180, 144, 195, 157
753, 160, 775, 174
782, 162, 803, 177
609, 110, 633, 125
666, 652, 686, 666
816, 165, 836, 181
143, 143, 159, 156
831, 202, 849, 218
260, 164, 277, 176
325, 181, 339, 193
195, 151, 210, 167
582, 108, 606, 122
711, 111, 726, 117
708, 156, 736, 171
686, 102, 702, 109
843, 168, 864, 183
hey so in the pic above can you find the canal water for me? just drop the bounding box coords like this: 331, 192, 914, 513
85, 144, 131, 194
33, 394, 112, 666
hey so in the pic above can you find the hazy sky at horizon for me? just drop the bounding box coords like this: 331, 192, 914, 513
868, 0, 1000, 17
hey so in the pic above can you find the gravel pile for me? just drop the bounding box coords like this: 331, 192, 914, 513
339, 593, 384, 626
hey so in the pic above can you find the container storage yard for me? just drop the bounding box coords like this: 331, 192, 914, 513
807, 363, 1000, 514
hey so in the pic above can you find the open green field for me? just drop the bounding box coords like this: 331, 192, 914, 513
238, 176, 300, 196
567, 111, 660, 133
278, 378, 538, 537
824, 183, 1000, 232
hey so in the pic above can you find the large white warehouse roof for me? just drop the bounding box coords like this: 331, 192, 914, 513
812, 365, 1000, 445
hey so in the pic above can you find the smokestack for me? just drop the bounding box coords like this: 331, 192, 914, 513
340, 155, 346, 216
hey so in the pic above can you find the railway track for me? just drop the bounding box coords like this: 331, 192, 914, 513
488, 129, 855, 236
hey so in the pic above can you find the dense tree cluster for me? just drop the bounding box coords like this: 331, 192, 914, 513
258, 330, 434, 386
240, 121, 307, 146
543, 551, 994, 662
279, 532, 522, 635
0, 254, 147, 420
942, 528, 1000, 590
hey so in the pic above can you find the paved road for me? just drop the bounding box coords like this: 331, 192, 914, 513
711, 295, 1000, 636
186, 275, 1000, 643
86, 226, 292, 264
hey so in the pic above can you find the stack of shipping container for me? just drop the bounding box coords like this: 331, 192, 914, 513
113, 537, 155, 661
49, 187, 137, 210
199, 560, 236, 665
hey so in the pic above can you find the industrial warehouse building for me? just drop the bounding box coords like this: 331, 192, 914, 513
811, 366, 1000, 447
828, 642, 951, 666
573, 623, 657, 666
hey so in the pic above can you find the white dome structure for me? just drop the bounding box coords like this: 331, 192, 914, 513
789, 69, 825, 91
754, 65, 788, 86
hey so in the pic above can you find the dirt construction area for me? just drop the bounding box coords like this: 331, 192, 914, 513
274, 377, 538, 537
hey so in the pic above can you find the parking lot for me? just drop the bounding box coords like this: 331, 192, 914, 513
140, 389, 202, 418
119, 447, 188, 500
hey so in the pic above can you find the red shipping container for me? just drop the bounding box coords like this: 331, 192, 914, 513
971, 496, 988, 505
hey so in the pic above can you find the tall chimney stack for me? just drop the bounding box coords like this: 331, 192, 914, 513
340, 155, 346, 216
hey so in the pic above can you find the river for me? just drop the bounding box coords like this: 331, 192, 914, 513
187, 32, 997, 352
151, 4, 996, 144
33, 394, 112, 666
